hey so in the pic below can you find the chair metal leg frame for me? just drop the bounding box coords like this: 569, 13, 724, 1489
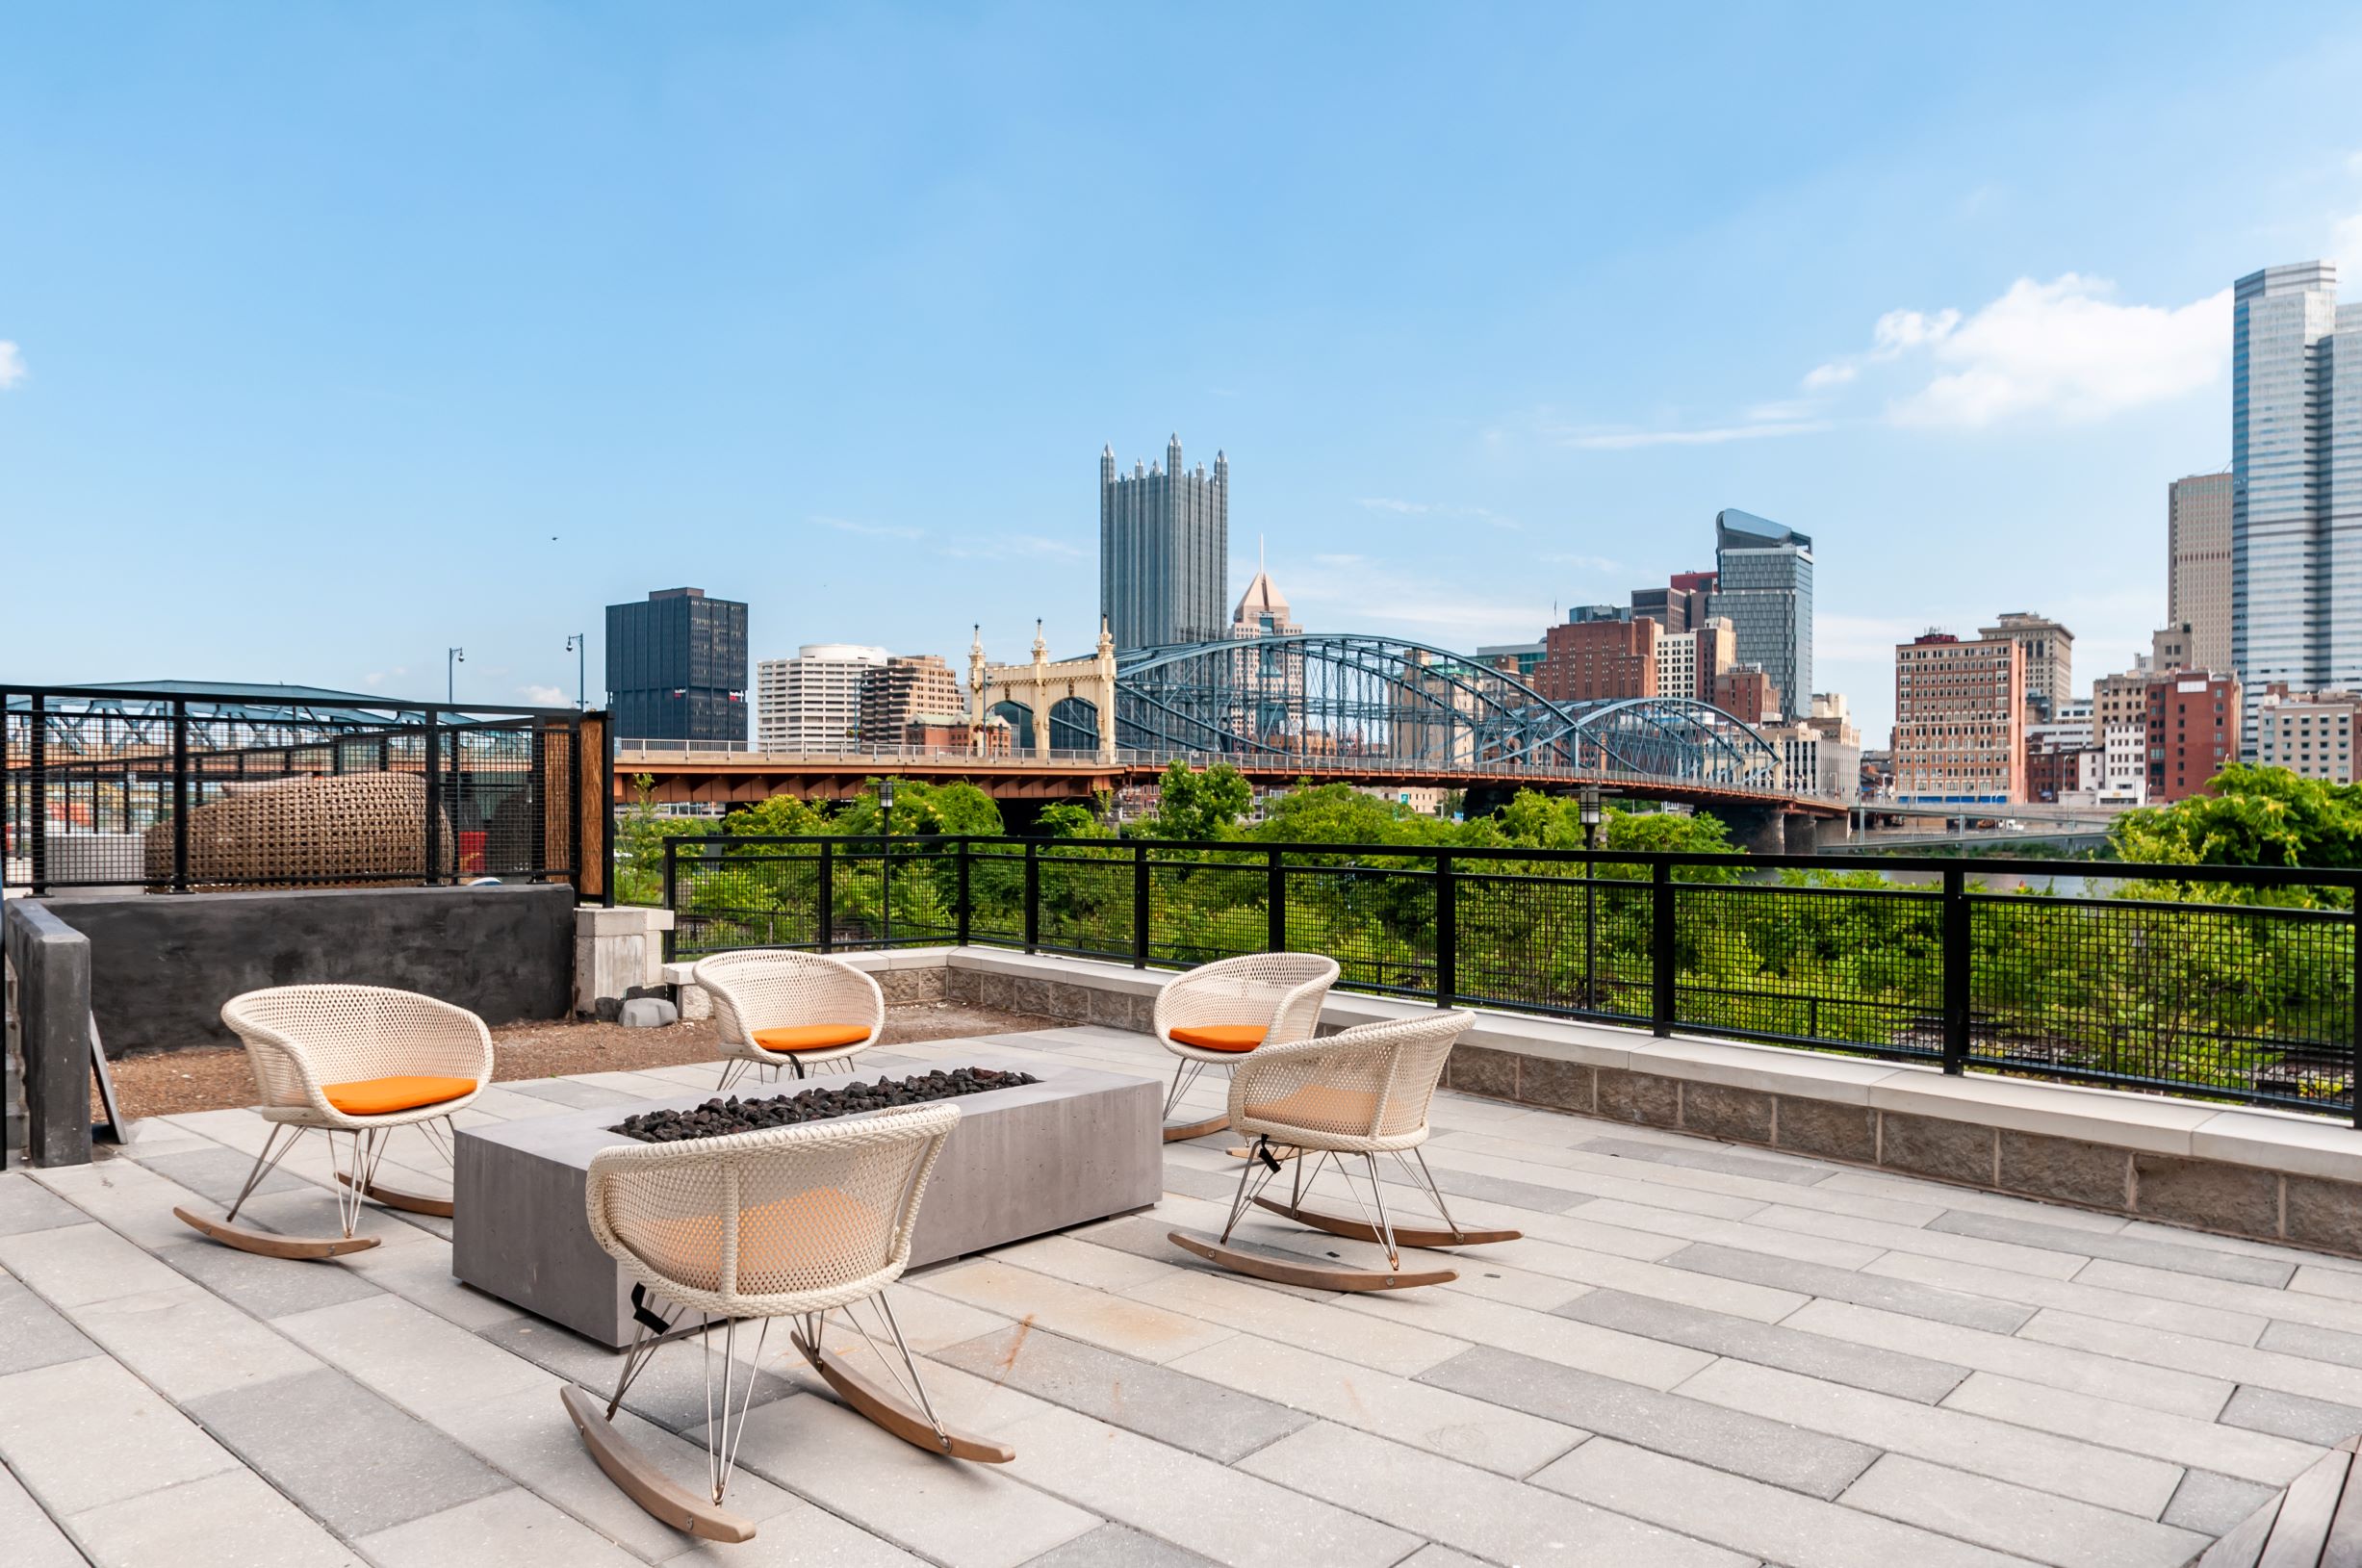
563, 1297, 763, 1544
174, 1122, 389, 1259
1169, 1137, 1462, 1292
1250, 1144, 1524, 1250
337, 1115, 460, 1218
716, 1058, 796, 1094
788, 1294, 1015, 1463
1160, 1058, 1231, 1143
701, 1316, 771, 1506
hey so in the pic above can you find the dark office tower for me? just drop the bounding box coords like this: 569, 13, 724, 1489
1708, 511, 1813, 720
1101, 435, 1229, 650
604, 587, 749, 743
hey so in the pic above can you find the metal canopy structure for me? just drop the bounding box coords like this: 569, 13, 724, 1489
1109, 633, 1782, 788
4, 682, 578, 758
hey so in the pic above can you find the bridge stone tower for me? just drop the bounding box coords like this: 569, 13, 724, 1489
970, 622, 1118, 762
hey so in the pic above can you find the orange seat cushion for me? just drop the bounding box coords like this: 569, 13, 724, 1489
1244, 1083, 1378, 1133
1168, 1024, 1269, 1053
321, 1074, 477, 1117
619, 1187, 885, 1295
750, 1023, 873, 1055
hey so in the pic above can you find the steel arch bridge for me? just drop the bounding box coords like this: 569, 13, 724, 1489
1102, 633, 1783, 789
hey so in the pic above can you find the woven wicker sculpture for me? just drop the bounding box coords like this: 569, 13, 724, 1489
147, 773, 455, 888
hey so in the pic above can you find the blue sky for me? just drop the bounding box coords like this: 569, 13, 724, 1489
6, 4, 2362, 743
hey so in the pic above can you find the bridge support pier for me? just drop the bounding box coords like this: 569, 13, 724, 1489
1707, 804, 1786, 855
1783, 812, 1819, 854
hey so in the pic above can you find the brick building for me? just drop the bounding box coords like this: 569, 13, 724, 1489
1708, 663, 1780, 724
859, 655, 964, 747
1538, 615, 1658, 704
1890, 631, 2026, 805
2146, 672, 2240, 803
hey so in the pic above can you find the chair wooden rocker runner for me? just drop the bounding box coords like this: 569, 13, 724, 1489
1168, 1010, 1521, 1292
697, 949, 886, 1092
564, 1100, 1013, 1544
1153, 952, 1339, 1143
174, 985, 493, 1258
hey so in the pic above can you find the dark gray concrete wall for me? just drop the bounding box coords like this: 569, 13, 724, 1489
4, 899, 94, 1167
39, 885, 575, 1053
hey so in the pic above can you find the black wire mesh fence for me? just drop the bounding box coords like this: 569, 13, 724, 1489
660, 835, 2362, 1121
3, 685, 591, 893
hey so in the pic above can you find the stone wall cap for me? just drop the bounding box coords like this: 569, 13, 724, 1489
1629, 1036, 1895, 1102
576, 906, 673, 935
662, 943, 2362, 1186
2193, 1107, 2362, 1184
1867, 1069, 2216, 1155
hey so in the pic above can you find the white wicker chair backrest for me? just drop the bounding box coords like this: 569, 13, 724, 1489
1232, 1010, 1472, 1144
585, 1101, 957, 1311
696, 949, 884, 1047
1156, 952, 1340, 1045
219, 984, 494, 1110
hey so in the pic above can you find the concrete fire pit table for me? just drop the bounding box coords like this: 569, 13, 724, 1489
452, 1055, 1163, 1347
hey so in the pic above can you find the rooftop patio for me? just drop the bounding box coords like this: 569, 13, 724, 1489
9, 1021, 2362, 1568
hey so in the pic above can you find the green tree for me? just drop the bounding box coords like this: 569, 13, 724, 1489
1244, 782, 1460, 848
1140, 760, 1251, 841
2111, 763, 2362, 873
614, 775, 714, 905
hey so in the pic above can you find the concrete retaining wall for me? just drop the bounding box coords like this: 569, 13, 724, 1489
39, 884, 577, 1053
3, 900, 93, 1168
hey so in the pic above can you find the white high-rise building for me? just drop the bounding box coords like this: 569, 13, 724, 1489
2231, 263, 2362, 728
756, 644, 887, 753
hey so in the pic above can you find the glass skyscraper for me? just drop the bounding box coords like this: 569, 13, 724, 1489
2231, 261, 2362, 714
1100, 435, 1229, 650
604, 587, 750, 743
1707, 510, 1813, 720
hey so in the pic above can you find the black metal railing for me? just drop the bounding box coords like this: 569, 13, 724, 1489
657, 834, 2362, 1123
3, 684, 599, 894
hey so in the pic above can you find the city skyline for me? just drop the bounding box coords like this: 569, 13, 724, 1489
6, 8, 2362, 747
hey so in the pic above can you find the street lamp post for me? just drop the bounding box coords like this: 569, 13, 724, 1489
1579, 784, 1602, 1013
878, 778, 896, 950
564, 634, 586, 710
447, 647, 465, 705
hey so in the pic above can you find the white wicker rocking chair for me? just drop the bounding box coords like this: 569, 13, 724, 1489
564, 1100, 1012, 1543
1151, 952, 1339, 1143
174, 985, 493, 1259
697, 949, 886, 1092
1168, 1010, 1520, 1292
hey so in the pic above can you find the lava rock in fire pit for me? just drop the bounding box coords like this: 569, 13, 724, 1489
609, 1067, 1041, 1143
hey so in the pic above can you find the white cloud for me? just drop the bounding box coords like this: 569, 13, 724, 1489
1816, 612, 1936, 662
1540, 553, 1623, 575
944, 534, 1082, 561
0, 342, 24, 389
1287, 553, 1555, 644
813, 515, 922, 540
2337, 207, 2362, 285
1815, 275, 2229, 429
1355, 498, 1517, 527
520, 684, 568, 706
1561, 419, 1830, 450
